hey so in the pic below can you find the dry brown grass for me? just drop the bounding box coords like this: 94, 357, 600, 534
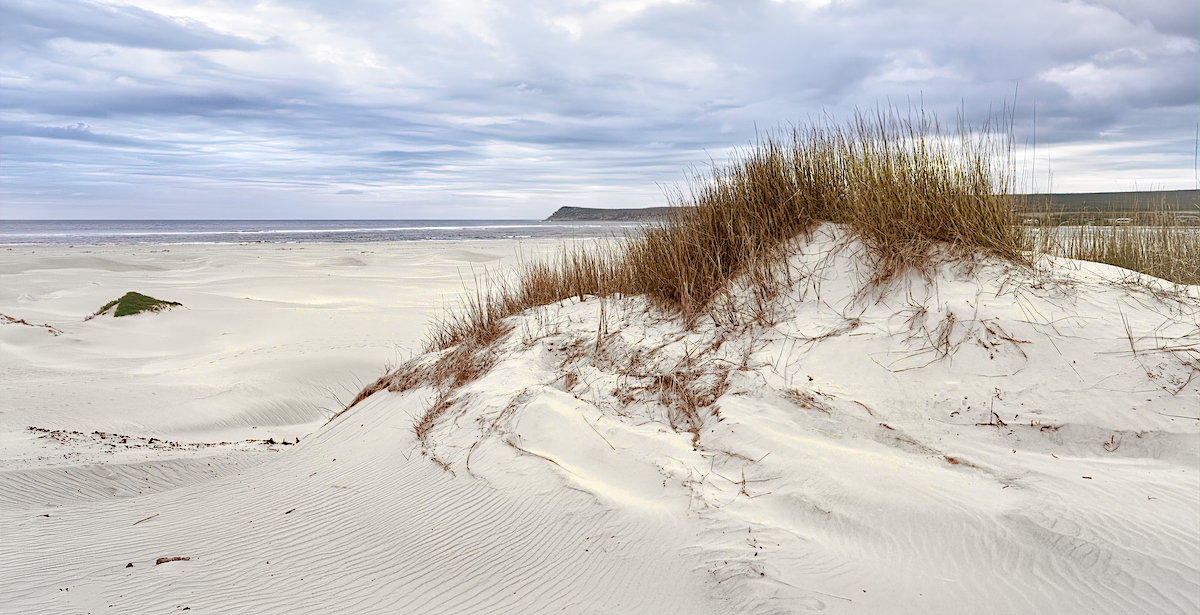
1, 313, 63, 336
427, 108, 1022, 352
1034, 223, 1200, 286
340, 107, 1195, 449
330, 107, 1026, 437
369, 108, 1028, 453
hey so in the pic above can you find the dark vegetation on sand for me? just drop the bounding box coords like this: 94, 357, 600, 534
89, 292, 182, 319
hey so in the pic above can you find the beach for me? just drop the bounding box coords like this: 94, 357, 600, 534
0, 238, 722, 614
2, 232, 1198, 614
0, 240, 572, 443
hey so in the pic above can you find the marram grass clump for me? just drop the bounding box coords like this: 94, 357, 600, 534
341, 107, 1197, 434
426, 108, 1024, 352
89, 292, 182, 319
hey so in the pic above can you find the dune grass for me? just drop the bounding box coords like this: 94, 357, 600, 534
344, 107, 1028, 448
426, 108, 1024, 353
337, 107, 1196, 435
1032, 219, 1200, 286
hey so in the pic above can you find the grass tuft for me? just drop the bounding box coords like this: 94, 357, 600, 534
340, 106, 1196, 447
343, 107, 1027, 447
427, 107, 1022, 349
1033, 220, 1200, 286
87, 292, 182, 319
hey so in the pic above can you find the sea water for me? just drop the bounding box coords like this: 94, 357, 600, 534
0, 220, 644, 246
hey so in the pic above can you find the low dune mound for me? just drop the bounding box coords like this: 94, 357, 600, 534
86, 291, 182, 320
320, 256, 368, 267
439, 248, 504, 263
348, 224, 1199, 613
0, 313, 62, 336
0, 256, 165, 275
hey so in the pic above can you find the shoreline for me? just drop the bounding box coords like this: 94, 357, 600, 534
0, 220, 645, 247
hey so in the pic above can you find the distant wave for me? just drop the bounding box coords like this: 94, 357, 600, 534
0, 220, 644, 246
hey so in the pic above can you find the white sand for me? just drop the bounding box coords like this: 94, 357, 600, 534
2, 229, 1198, 614
0, 240, 565, 445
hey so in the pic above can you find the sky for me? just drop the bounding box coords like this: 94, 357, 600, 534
1, 0, 1197, 220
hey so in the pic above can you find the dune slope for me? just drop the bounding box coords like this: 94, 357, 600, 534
0, 389, 718, 614
379, 224, 1199, 613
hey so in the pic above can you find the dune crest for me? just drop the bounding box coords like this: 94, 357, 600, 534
366, 224, 1199, 612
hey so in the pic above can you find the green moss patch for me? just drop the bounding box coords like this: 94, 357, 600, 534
91, 292, 182, 318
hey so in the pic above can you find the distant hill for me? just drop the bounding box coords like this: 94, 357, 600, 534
545, 206, 676, 221
1011, 189, 1198, 213
547, 190, 1199, 222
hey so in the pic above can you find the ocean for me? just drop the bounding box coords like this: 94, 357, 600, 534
0, 220, 645, 246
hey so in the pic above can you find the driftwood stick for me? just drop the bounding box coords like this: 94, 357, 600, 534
132, 513, 159, 526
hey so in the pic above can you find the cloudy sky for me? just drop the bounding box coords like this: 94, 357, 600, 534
2, 0, 1196, 219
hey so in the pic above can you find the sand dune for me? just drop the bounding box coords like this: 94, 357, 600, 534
2, 231, 1198, 613
370, 225, 1199, 613
1, 391, 714, 614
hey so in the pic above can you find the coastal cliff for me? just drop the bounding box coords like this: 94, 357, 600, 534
545, 206, 676, 221
547, 190, 1199, 223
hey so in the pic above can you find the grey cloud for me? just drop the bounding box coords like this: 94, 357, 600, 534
1084, 0, 1199, 38
0, 120, 172, 148
371, 150, 470, 164
0, 0, 265, 51
1, 87, 285, 118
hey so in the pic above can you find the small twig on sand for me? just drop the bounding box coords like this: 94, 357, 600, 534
1154, 410, 1200, 420
507, 441, 573, 474
1119, 305, 1137, 357
132, 514, 159, 526
583, 414, 616, 450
